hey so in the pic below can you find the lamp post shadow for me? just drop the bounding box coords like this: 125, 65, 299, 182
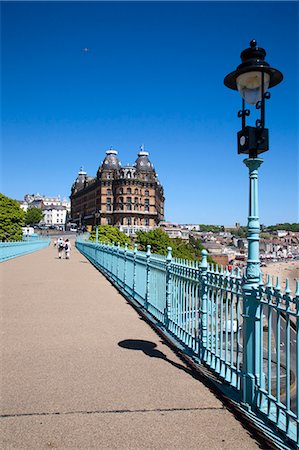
118, 339, 198, 379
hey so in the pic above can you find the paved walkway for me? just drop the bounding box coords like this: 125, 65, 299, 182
1, 242, 261, 449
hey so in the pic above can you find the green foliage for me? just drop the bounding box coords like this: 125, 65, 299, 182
136, 228, 171, 255
266, 223, 299, 232
233, 227, 247, 238
260, 232, 271, 240
198, 224, 223, 232
25, 207, 44, 225
89, 225, 132, 247
136, 229, 214, 264
0, 193, 25, 241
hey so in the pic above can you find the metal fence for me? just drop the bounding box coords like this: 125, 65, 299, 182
0, 239, 50, 262
76, 239, 299, 448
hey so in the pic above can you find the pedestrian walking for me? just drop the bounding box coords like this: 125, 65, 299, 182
64, 239, 71, 259
57, 237, 65, 259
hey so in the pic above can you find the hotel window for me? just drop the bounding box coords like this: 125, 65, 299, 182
145, 190, 149, 197
134, 204, 138, 211
145, 218, 149, 226
127, 204, 132, 211
144, 199, 149, 212
127, 188, 131, 194
134, 188, 138, 195
107, 188, 111, 195
127, 197, 132, 204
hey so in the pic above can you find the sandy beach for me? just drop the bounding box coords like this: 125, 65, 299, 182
261, 260, 299, 297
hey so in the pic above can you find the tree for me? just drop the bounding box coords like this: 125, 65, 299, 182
266, 223, 299, 232
136, 229, 215, 264
89, 225, 132, 247
0, 193, 25, 241
25, 207, 44, 225
198, 224, 223, 233
136, 228, 171, 255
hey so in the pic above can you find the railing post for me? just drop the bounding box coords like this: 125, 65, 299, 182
241, 158, 263, 408
111, 242, 115, 275
145, 245, 151, 310
116, 242, 120, 283
123, 243, 128, 288
133, 244, 138, 299
199, 249, 208, 362
165, 246, 172, 329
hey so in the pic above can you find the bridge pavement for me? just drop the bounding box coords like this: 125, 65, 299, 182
1, 241, 260, 449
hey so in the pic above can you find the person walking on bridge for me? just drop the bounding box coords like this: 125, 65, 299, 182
57, 237, 65, 259
64, 239, 71, 259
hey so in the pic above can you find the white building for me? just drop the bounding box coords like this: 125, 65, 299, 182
43, 205, 67, 228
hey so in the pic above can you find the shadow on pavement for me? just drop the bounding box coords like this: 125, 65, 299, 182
118, 339, 211, 385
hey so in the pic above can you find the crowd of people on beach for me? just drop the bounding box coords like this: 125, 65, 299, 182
54, 237, 71, 259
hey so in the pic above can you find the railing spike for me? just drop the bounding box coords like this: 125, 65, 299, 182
275, 276, 281, 291
266, 274, 272, 287
259, 272, 263, 286
285, 278, 291, 294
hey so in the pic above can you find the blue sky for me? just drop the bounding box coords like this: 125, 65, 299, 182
1, 1, 298, 225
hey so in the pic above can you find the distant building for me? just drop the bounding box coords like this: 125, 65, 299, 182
180, 224, 201, 231
159, 222, 189, 239
43, 205, 67, 228
20, 193, 70, 228
70, 147, 165, 233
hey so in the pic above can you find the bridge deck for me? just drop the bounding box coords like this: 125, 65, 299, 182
1, 242, 259, 449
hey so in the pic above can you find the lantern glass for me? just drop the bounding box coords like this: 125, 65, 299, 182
236, 71, 270, 105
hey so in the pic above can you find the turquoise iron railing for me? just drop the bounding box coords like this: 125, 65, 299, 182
76, 239, 299, 449
0, 239, 50, 262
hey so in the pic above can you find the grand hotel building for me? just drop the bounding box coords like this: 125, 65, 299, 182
70, 147, 165, 234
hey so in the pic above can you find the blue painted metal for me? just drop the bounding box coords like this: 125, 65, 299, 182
0, 239, 50, 262
76, 237, 299, 448
242, 158, 264, 407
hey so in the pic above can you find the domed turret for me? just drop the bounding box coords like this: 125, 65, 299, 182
72, 167, 87, 192
101, 149, 121, 170
135, 146, 154, 172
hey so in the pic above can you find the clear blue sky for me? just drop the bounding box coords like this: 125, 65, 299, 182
1, 1, 298, 225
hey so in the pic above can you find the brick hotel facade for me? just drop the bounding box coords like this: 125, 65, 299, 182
70, 147, 165, 234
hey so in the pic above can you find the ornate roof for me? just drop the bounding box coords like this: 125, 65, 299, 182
101, 149, 121, 170
134, 148, 154, 172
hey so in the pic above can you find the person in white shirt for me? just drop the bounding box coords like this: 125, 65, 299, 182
57, 237, 65, 259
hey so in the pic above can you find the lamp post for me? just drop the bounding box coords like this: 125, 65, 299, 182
95, 211, 100, 244
224, 40, 283, 406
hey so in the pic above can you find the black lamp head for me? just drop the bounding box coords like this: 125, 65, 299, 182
224, 40, 283, 91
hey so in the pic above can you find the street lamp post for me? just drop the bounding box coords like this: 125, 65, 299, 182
95, 211, 101, 244
224, 40, 283, 406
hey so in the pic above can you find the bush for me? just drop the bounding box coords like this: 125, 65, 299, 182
0, 193, 25, 241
